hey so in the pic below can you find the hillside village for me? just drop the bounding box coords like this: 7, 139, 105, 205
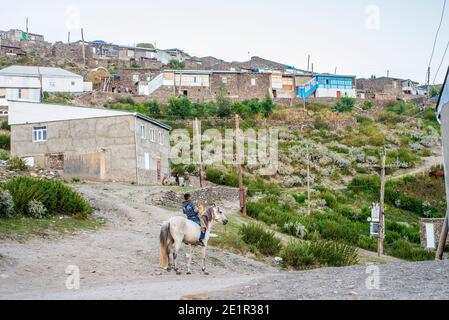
1, 25, 449, 299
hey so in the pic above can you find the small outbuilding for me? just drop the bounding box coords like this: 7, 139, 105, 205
8, 101, 171, 185
0, 66, 91, 103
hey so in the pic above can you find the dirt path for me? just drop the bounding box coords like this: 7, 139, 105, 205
203, 260, 449, 300
0, 182, 276, 300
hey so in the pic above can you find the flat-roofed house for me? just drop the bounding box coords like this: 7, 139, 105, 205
0, 66, 91, 102
8, 101, 171, 185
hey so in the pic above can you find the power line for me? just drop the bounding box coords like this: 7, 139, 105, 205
428, 0, 447, 69
433, 39, 449, 84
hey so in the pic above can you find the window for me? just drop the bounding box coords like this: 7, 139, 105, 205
33, 126, 47, 142
49, 81, 56, 87
150, 128, 156, 142
193, 77, 197, 83
221, 77, 227, 84
140, 124, 146, 139
132, 75, 139, 82
144, 153, 150, 171
159, 131, 164, 145
251, 78, 256, 86
18, 89, 22, 99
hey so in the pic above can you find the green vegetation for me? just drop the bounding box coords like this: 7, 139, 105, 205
281, 240, 359, 269
105, 95, 274, 120
167, 59, 186, 70
42, 92, 73, 105
239, 224, 282, 256
1, 121, 10, 131
0, 215, 102, 241
362, 100, 373, 111
333, 96, 356, 113
2, 177, 92, 218
7, 156, 27, 171
0, 135, 10, 150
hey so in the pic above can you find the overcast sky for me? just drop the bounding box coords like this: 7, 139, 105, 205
2, 0, 449, 84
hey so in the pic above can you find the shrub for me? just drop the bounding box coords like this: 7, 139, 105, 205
164, 96, 193, 119
3, 177, 92, 218
348, 175, 380, 196
333, 97, 356, 113
1, 121, 10, 131
8, 156, 28, 171
239, 224, 282, 256
0, 135, 10, 150
0, 150, 9, 161
0, 189, 15, 218
362, 100, 373, 111
27, 200, 48, 219
144, 100, 161, 117
357, 235, 377, 251
386, 239, 435, 261
281, 240, 359, 270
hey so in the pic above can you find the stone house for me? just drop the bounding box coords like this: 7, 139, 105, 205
357, 76, 419, 99
139, 69, 272, 103
8, 101, 171, 185
0, 29, 45, 43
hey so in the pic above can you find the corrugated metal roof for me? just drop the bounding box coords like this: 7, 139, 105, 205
0, 66, 82, 78
8, 101, 171, 131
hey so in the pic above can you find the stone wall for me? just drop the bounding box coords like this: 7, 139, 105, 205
11, 114, 138, 183
151, 186, 240, 209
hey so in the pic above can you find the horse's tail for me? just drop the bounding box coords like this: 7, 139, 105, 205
159, 221, 171, 269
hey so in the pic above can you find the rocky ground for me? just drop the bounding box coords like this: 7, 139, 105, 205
202, 260, 449, 300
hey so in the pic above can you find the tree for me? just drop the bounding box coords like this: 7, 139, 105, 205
216, 85, 232, 118
145, 100, 161, 117
164, 96, 193, 119
261, 94, 274, 117
333, 96, 356, 113
430, 86, 441, 97
167, 59, 185, 70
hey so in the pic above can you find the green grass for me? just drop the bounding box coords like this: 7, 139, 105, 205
0, 215, 104, 241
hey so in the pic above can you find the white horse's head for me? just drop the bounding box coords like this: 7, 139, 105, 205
207, 205, 228, 225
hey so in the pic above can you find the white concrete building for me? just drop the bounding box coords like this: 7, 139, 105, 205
0, 66, 91, 103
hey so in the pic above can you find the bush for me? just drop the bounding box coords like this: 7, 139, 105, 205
165, 96, 193, 119
205, 167, 239, 188
1, 121, 10, 131
281, 240, 359, 269
386, 239, 435, 261
348, 175, 380, 196
27, 200, 48, 219
0, 150, 9, 161
239, 224, 282, 256
0, 189, 15, 218
362, 100, 373, 111
333, 97, 356, 113
8, 156, 28, 171
0, 135, 10, 150
357, 235, 377, 251
3, 177, 92, 218
144, 100, 161, 117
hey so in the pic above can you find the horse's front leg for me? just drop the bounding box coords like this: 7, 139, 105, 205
187, 245, 194, 275
201, 246, 209, 275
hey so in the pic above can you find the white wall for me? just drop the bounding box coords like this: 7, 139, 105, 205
0, 75, 41, 89
6, 88, 41, 102
41, 76, 84, 93
315, 88, 356, 98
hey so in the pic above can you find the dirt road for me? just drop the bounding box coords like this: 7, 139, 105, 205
0, 182, 276, 300
1, 182, 448, 300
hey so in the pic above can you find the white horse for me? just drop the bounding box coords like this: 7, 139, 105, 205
159, 205, 228, 275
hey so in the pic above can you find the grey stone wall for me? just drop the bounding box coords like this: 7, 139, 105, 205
11, 115, 138, 182
135, 117, 171, 185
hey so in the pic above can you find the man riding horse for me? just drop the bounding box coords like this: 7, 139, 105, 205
182, 193, 206, 247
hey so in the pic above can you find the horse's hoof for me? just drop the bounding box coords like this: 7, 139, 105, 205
186, 272, 192, 275
204, 272, 209, 276
176, 271, 182, 276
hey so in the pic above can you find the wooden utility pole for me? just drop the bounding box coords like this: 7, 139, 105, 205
436, 215, 448, 259
307, 55, 310, 72
195, 118, 204, 188
427, 67, 431, 105
235, 114, 247, 216
68, 32, 71, 44
26, 17, 29, 38
306, 143, 311, 216
378, 147, 387, 257
81, 28, 86, 66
